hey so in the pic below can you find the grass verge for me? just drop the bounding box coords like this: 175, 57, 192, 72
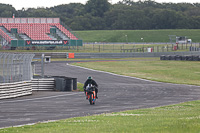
75, 29, 200, 42
1, 101, 200, 133
77, 82, 84, 92
72, 58, 200, 86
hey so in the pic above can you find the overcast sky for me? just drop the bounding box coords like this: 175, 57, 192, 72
0, 0, 199, 10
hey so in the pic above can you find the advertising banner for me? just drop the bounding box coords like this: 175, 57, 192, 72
53, 18, 60, 23
47, 18, 53, 23
21, 18, 27, 23
28, 18, 34, 23
15, 18, 21, 23
34, 18, 40, 23
2, 18, 7, 23
26, 40, 69, 45
41, 18, 46, 23
8, 18, 14, 23
0, 18, 60, 24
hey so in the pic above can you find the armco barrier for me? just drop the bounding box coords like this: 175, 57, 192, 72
32, 51, 200, 59
31, 78, 55, 91
75, 51, 200, 58
0, 81, 32, 100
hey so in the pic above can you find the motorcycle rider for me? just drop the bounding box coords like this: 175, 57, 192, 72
83, 76, 98, 99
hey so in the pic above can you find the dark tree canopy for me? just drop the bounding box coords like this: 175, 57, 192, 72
0, 3, 16, 17
85, 0, 111, 17
0, 0, 200, 30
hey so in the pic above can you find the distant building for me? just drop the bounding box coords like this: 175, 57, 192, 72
176, 36, 191, 44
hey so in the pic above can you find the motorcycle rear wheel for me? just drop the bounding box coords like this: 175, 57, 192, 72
89, 94, 93, 105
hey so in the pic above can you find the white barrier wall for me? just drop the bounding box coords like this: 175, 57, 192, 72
31, 78, 55, 91
0, 81, 32, 100
0, 78, 56, 100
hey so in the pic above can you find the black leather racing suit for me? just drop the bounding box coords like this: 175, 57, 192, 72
83, 79, 98, 97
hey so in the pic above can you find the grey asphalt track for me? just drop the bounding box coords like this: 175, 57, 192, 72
0, 61, 200, 128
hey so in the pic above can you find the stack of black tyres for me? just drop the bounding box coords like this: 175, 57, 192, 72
160, 55, 200, 61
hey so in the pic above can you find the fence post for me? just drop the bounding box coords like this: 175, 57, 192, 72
99, 45, 100, 52
41, 54, 44, 78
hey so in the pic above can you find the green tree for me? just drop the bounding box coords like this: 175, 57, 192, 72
1, 0, 200, 30
0, 4, 16, 17
85, 0, 111, 17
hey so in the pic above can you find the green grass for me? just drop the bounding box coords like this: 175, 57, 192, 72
1, 100, 200, 133
72, 58, 200, 86
75, 29, 200, 42
77, 82, 84, 91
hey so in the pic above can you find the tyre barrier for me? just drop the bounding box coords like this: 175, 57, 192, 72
52, 76, 77, 91
32, 76, 77, 91
0, 81, 32, 100
190, 47, 200, 51
160, 55, 200, 61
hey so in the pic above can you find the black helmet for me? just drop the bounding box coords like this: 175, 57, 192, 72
88, 76, 92, 79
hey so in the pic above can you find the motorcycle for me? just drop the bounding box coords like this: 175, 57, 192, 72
85, 84, 96, 105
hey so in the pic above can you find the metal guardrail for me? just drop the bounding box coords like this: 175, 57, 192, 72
31, 78, 55, 91
0, 81, 32, 100
32, 51, 200, 59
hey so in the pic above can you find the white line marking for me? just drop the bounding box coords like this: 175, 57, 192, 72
0, 120, 58, 129
0, 93, 81, 104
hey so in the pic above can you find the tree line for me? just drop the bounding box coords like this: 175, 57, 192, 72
0, 0, 200, 30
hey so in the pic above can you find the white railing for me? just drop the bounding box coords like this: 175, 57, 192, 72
0, 81, 32, 100
31, 78, 55, 91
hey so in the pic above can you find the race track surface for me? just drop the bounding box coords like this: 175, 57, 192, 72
0, 61, 200, 128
